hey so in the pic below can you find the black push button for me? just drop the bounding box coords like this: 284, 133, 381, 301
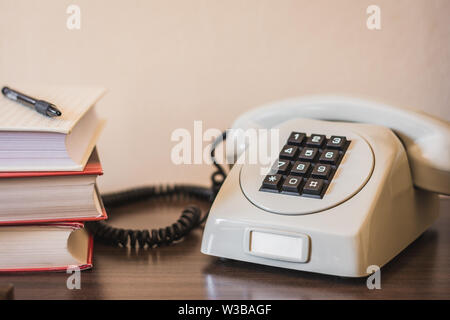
299, 147, 318, 162
274, 160, 290, 174
302, 178, 324, 195
319, 149, 339, 165
262, 174, 283, 191
279, 145, 299, 160
287, 132, 306, 146
290, 161, 311, 176
306, 134, 326, 147
326, 136, 347, 149
311, 164, 332, 179
281, 175, 303, 194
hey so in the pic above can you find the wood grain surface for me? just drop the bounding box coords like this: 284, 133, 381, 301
1, 198, 449, 300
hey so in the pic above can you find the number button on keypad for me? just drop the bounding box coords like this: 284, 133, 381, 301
326, 136, 347, 149
299, 147, 318, 162
311, 164, 332, 179
275, 160, 291, 174
306, 134, 326, 148
287, 132, 306, 146
279, 145, 299, 160
281, 175, 303, 194
290, 161, 311, 176
319, 149, 339, 165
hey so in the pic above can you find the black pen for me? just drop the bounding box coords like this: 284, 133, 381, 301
1, 86, 62, 117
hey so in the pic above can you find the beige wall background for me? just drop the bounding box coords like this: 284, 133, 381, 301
0, 0, 449, 191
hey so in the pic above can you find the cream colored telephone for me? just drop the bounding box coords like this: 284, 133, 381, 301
201, 96, 450, 277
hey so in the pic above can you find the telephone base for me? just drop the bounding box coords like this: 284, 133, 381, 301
201, 119, 441, 277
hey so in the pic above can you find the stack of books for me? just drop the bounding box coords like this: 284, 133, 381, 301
0, 86, 107, 272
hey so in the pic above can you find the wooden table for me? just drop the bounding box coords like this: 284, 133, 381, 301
1, 198, 449, 300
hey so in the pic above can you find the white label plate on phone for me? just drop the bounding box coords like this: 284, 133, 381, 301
245, 228, 310, 263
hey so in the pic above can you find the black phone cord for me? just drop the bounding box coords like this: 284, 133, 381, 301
85, 131, 227, 249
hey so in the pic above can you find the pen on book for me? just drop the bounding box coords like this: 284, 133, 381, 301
1, 86, 62, 118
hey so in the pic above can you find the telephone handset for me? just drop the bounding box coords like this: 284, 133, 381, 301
201, 96, 450, 277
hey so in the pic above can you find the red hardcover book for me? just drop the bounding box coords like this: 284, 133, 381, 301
0, 148, 107, 225
0, 222, 94, 272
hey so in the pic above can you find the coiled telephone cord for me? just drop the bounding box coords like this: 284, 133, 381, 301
85, 131, 227, 249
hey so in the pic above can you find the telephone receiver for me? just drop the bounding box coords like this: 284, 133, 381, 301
228, 96, 450, 195
201, 96, 450, 277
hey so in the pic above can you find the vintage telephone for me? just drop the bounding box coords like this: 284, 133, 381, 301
88, 96, 449, 278
200, 96, 450, 277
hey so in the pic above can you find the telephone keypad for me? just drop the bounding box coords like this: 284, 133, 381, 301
260, 132, 350, 198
